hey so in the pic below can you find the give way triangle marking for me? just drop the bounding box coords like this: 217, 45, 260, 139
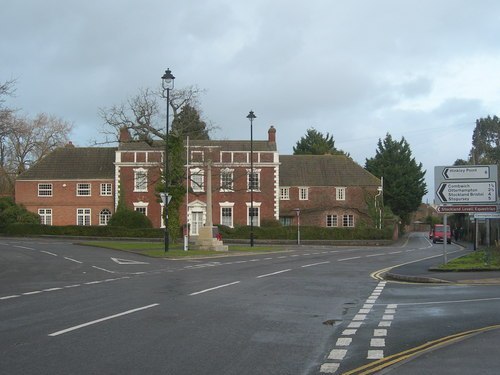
111, 257, 149, 265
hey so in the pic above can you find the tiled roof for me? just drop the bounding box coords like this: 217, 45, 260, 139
17, 147, 116, 180
279, 155, 380, 187
118, 139, 277, 152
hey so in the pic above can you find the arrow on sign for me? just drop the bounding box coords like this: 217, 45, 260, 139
437, 182, 497, 204
111, 257, 149, 265
442, 166, 490, 180
438, 184, 448, 202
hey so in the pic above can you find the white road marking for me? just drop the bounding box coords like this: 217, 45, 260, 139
14, 245, 35, 250
111, 257, 149, 265
366, 253, 384, 257
22, 291, 42, 295
379, 321, 392, 327
370, 338, 385, 347
352, 314, 367, 321
48, 303, 160, 336
389, 251, 402, 254
367, 350, 384, 359
301, 261, 330, 268
328, 349, 347, 360
374, 329, 387, 337
256, 269, 291, 278
338, 256, 361, 261
64, 284, 80, 288
320, 363, 339, 373
0, 295, 20, 300
43, 287, 62, 292
336, 337, 352, 346
41, 250, 57, 256
92, 266, 115, 273
382, 315, 394, 320
189, 281, 241, 296
64, 257, 83, 264
342, 329, 357, 335
348, 322, 362, 328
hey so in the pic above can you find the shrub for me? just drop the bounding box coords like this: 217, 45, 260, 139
0, 198, 39, 227
108, 209, 153, 229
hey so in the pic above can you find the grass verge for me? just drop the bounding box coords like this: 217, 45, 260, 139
79, 241, 285, 258
435, 249, 500, 271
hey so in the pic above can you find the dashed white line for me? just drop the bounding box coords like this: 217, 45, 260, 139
41, 250, 57, 256
0, 295, 20, 300
301, 261, 330, 268
189, 281, 241, 296
256, 269, 291, 278
338, 256, 361, 261
92, 266, 115, 274
49, 303, 160, 336
64, 257, 83, 264
22, 291, 42, 295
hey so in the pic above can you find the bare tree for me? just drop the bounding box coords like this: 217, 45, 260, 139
7, 113, 73, 174
98, 85, 212, 143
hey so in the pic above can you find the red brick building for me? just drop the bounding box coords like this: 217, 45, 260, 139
15, 145, 116, 226
15, 126, 381, 233
278, 155, 381, 228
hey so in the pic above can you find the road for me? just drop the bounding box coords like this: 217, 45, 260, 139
1, 235, 499, 374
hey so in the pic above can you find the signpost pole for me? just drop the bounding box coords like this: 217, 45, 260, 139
443, 214, 448, 264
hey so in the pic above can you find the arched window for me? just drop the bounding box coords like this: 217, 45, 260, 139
99, 208, 112, 226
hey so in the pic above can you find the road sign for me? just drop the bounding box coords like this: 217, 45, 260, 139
441, 166, 490, 180
435, 165, 498, 205
437, 182, 496, 203
473, 212, 500, 219
437, 205, 497, 213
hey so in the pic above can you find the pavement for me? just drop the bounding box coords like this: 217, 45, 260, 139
364, 241, 500, 374
384, 240, 500, 285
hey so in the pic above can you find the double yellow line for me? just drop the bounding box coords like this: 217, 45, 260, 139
342, 325, 500, 374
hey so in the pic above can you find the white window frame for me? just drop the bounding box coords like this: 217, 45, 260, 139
280, 216, 293, 226
246, 202, 262, 227
191, 168, 204, 192
38, 183, 53, 197
299, 187, 309, 200
38, 208, 52, 225
100, 183, 113, 196
220, 168, 234, 192
133, 201, 149, 216
77, 208, 91, 226
336, 187, 346, 201
99, 208, 112, 225
343, 214, 354, 227
77, 183, 91, 196
247, 168, 261, 191
220, 202, 234, 228
134, 168, 148, 192
280, 187, 290, 200
326, 214, 338, 227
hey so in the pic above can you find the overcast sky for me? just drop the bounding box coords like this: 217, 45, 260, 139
2, 0, 500, 203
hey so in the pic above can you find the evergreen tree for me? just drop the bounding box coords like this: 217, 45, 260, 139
171, 104, 209, 140
469, 115, 500, 164
365, 133, 427, 225
293, 128, 348, 156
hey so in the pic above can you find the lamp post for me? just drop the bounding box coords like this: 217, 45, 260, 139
293, 208, 301, 245
161, 68, 175, 252
247, 110, 256, 247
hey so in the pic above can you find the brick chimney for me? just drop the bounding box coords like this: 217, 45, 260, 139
119, 127, 132, 142
268, 125, 276, 143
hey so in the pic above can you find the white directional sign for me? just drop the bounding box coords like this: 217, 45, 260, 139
441, 166, 490, 180
435, 165, 498, 205
437, 181, 497, 204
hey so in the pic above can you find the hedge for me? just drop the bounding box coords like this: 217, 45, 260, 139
1, 223, 392, 241
2, 223, 163, 238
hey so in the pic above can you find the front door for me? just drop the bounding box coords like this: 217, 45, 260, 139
191, 211, 204, 236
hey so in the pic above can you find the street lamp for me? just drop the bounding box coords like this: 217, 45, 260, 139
247, 110, 256, 247
161, 68, 175, 252
293, 208, 301, 245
